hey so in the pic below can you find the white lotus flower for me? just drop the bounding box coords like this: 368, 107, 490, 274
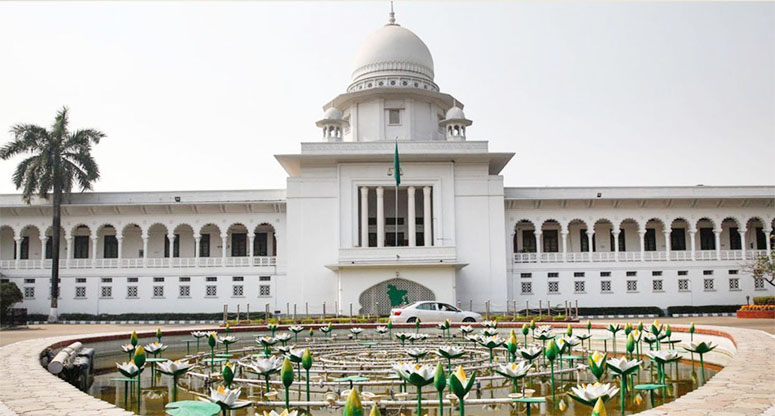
375, 326, 388, 334
218, 335, 237, 344
241, 356, 283, 375
482, 328, 499, 337
120, 344, 135, 353
277, 345, 294, 355
288, 325, 304, 332
465, 334, 482, 343
191, 331, 209, 338
647, 351, 680, 364
394, 363, 435, 384
409, 333, 428, 341
459, 325, 474, 334
482, 320, 498, 328
518, 346, 543, 360
537, 325, 552, 333
261, 410, 300, 416
116, 361, 140, 378
285, 347, 305, 362
406, 348, 427, 358
157, 359, 193, 376
563, 335, 582, 346
350, 327, 364, 334
208, 385, 250, 409
494, 361, 532, 379
607, 357, 641, 375
436, 346, 465, 358
144, 342, 168, 354
569, 382, 619, 406
274, 333, 293, 342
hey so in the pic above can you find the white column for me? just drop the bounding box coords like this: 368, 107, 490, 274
612, 230, 620, 262
360, 187, 369, 247
407, 186, 416, 247
534, 231, 542, 263
689, 229, 697, 261
91, 236, 98, 268
423, 186, 432, 247
221, 233, 228, 262
248, 233, 255, 257
194, 234, 201, 258
64, 234, 72, 268
561, 231, 568, 262
639, 230, 646, 261
142, 234, 148, 266
586, 230, 594, 262
117, 236, 123, 261
765, 228, 773, 256
39, 237, 46, 268
664, 230, 672, 261
168, 233, 175, 267
714, 229, 722, 260
739, 228, 747, 259
376, 186, 385, 248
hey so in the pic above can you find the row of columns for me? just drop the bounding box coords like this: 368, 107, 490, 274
525, 226, 772, 263
360, 185, 432, 248
12, 231, 278, 269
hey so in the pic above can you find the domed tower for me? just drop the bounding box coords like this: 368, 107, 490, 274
439, 105, 472, 141
316, 107, 346, 141
318, 9, 470, 142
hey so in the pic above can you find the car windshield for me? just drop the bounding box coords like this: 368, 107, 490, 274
439, 303, 460, 312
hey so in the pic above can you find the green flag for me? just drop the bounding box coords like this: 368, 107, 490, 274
393, 141, 401, 186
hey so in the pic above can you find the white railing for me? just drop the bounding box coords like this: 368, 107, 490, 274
670, 251, 692, 261
512, 248, 771, 264
591, 252, 617, 262
0, 256, 278, 270
514, 253, 537, 263
747, 250, 767, 260
618, 252, 641, 262
540, 252, 563, 263
696, 251, 716, 261
566, 252, 589, 263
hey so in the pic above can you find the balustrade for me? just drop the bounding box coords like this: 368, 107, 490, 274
0, 256, 278, 270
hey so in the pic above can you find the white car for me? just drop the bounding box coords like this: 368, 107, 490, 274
389, 301, 482, 324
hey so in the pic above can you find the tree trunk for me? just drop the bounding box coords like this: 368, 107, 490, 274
48, 184, 61, 322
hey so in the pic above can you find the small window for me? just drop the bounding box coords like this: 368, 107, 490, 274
206, 286, 217, 297
153, 286, 164, 297
573, 272, 585, 278
626, 271, 637, 277
206, 277, 218, 282
259, 284, 271, 297
703, 270, 713, 276
548, 281, 559, 293
652, 280, 663, 292
76, 278, 86, 283
521, 282, 532, 294
100, 286, 112, 298
520, 273, 532, 278
179, 277, 191, 282
601, 281, 612, 293
652, 271, 662, 277
233, 276, 244, 282
600, 271, 611, 277
127, 286, 138, 298
24, 287, 35, 298
101, 278, 113, 283
260, 276, 271, 281
233, 285, 244, 296
153, 277, 165, 282
626, 280, 638, 292
678, 279, 690, 291
24, 278, 35, 284
388, 109, 401, 125
754, 278, 765, 290
574, 281, 585, 293
677, 270, 688, 276
179, 285, 190, 297
728, 270, 738, 275
127, 277, 139, 283
703, 278, 715, 291
75, 287, 86, 298
547, 272, 559, 278
728, 278, 740, 291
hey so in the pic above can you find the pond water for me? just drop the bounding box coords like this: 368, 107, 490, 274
85, 329, 718, 416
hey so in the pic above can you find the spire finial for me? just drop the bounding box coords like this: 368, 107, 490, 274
388, 1, 396, 25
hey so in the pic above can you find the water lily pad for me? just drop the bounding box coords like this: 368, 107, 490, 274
165, 400, 220, 416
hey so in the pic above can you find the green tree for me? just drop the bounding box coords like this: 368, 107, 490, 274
745, 250, 775, 288
0, 107, 105, 322
0, 282, 24, 323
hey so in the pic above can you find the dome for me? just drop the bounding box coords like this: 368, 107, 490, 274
445, 106, 466, 120
351, 24, 435, 84
323, 107, 342, 120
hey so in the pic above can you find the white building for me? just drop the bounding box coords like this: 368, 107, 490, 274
1, 13, 773, 317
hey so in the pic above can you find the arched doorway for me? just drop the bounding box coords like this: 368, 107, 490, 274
358, 278, 436, 316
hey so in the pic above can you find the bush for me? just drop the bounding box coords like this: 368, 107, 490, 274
666, 305, 741, 315
576, 306, 664, 317
0, 282, 23, 322
753, 296, 775, 305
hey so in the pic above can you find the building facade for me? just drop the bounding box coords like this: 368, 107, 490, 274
1, 14, 773, 316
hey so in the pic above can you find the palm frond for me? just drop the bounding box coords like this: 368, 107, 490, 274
0, 124, 48, 159
51, 106, 70, 140
65, 128, 105, 148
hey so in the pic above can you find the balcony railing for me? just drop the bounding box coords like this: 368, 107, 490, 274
513, 249, 769, 264
0, 256, 278, 270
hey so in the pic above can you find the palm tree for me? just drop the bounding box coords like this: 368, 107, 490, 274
0, 107, 105, 322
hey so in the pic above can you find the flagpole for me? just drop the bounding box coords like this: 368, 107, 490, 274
395, 138, 399, 247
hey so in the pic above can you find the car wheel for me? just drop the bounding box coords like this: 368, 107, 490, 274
463, 317, 476, 323
406, 317, 417, 323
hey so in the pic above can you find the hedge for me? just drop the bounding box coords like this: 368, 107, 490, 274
576, 306, 664, 317
666, 304, 742, 315
753, 296, 775, 305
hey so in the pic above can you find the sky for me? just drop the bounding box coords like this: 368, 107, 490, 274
0, 1, 773, 194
